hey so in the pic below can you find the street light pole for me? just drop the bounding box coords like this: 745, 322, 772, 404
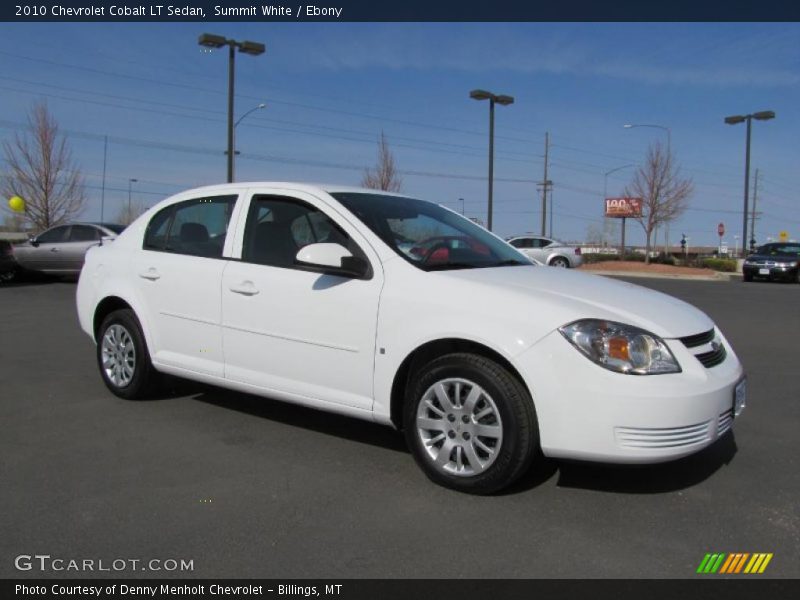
232, 103, 266, 181
724, 110, 775, 257
127, 178, 137, 214
199, 34, 265, 184
458, 198, 465, 215
623, 123, 671, 154
470, 89, 514, 232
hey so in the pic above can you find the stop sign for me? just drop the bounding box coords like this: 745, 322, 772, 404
718, 222, 725, 237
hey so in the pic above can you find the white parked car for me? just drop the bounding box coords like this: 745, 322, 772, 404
77, 183, 745, 494
507, 234, 583, 268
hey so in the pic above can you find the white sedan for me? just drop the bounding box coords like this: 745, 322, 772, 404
76, 183, 745, 494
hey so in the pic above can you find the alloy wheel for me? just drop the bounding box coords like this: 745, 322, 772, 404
415, 378, 504, 477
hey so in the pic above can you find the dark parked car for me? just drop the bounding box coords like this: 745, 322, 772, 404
0, 240, 18, 282
13, 223, 125, 276
742, 243, 800, 283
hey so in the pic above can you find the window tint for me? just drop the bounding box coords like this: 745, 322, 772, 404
510, 238, 532, 249
70, 225, 101, 242
143, 195, 236, 258
242, 196, 356, 269
36, 226, 70, 244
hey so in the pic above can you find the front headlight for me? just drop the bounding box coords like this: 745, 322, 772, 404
559, 319, 681, 375
777, 261, 798, 268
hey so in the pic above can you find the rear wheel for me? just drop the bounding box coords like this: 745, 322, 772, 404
550, 256, 570, 268
96, 309, 160, 399
404, 353, 538, 494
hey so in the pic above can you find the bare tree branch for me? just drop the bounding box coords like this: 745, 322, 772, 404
624, 141, 693, 264
361, 131, 403, 192
1, 102, 86, 231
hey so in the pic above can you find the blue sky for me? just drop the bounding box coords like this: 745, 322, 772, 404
0, 22, 798, 247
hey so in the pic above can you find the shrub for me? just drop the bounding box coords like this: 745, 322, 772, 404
701, 258, 737, 272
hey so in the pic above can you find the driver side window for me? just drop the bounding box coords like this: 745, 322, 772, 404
36, 226, 70, 244
242, 196, 359, 269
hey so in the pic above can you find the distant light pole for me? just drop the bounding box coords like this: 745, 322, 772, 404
458, 198, 465, 215
198, 33, 266, 183
127, 178, 138, 214
724, 110, 775, 257
623, 123, 671, 154
470, 89, 514, 231
603, 164, 635, 199
232, 103, 266, 180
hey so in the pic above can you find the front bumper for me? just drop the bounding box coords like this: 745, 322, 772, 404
516, 328, 744, 463
743, 264, 797, 281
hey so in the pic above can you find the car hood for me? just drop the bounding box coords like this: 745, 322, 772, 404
438, 266, 714, 339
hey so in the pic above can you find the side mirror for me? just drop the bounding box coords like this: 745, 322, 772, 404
29, 236, 39, 247
100, 236, 115, 246
296, 243, 369, 279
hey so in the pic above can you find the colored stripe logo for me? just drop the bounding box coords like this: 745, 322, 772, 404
697, 553, 773, 574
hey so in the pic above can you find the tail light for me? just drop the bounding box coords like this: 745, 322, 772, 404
574, 247, 582, 255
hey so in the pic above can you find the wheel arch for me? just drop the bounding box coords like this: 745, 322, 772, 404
93, 296, 135, 341
389, 337, 532, 430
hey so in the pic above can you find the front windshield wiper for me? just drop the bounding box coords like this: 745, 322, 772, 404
484, 259, 529, 267
425, 259, 529, 271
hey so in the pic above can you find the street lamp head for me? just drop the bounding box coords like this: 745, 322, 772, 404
257, 103, 266, 109
724, 115, 746, 125
623, 124, 634, 129
495, 95, 514, 106
469, 89, 493, 101
198, 33, 227, 48
753, 110, 776, 121
239, 40, 266, 56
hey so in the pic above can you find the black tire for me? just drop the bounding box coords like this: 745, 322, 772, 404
96, 308, 160, 399
403, 353, 539, 494
550, 256, 570, 268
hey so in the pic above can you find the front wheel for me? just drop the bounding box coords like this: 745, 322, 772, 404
550, 256, 570, 268
97, 308, 160, 399
404, 353, 538, 494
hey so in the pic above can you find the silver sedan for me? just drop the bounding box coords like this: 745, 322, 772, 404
14, 223, 124, 276
507, 235, 583, 268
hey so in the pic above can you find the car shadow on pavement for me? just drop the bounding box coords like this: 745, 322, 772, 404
188, 384, 409, 454
553, 432, 738, 494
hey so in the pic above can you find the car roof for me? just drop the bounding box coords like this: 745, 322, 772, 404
167, 182, 412, 199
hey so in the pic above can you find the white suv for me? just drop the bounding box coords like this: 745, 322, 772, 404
77, 183, 745, 494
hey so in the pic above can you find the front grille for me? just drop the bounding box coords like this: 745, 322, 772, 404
695, 344, 727, 368
717, 409, 733, 437
615, 421, 711, 449
679, 329, 715, 348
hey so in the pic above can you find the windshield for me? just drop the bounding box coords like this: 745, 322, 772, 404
756, 243, 800, 257
331, 192, 530, 271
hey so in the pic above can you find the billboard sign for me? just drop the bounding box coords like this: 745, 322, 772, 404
604, 197, 643, 218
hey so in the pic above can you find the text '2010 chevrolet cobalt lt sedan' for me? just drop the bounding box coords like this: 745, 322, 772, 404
77, 183, 745, 493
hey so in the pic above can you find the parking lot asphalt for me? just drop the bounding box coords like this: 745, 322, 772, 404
1, 276, 798, 579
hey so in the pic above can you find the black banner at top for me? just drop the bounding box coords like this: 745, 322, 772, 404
2, 0, 800, 22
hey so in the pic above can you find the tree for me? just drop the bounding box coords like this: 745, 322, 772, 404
1, 102, 86, 231
115, 200, 148, 226
625, 141, 692, 264
361, 131, 403, 192
585, 219, 619, 248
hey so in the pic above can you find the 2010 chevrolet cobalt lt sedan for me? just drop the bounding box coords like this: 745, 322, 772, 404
76, 183, 746, 494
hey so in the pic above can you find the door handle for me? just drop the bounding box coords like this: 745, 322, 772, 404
50, 247, 59, 252
229, 281, 259, 296
139, 268, 161, 281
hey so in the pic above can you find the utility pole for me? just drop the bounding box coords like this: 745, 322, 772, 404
750, 168, 760, 252
540, 132, 549, 235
